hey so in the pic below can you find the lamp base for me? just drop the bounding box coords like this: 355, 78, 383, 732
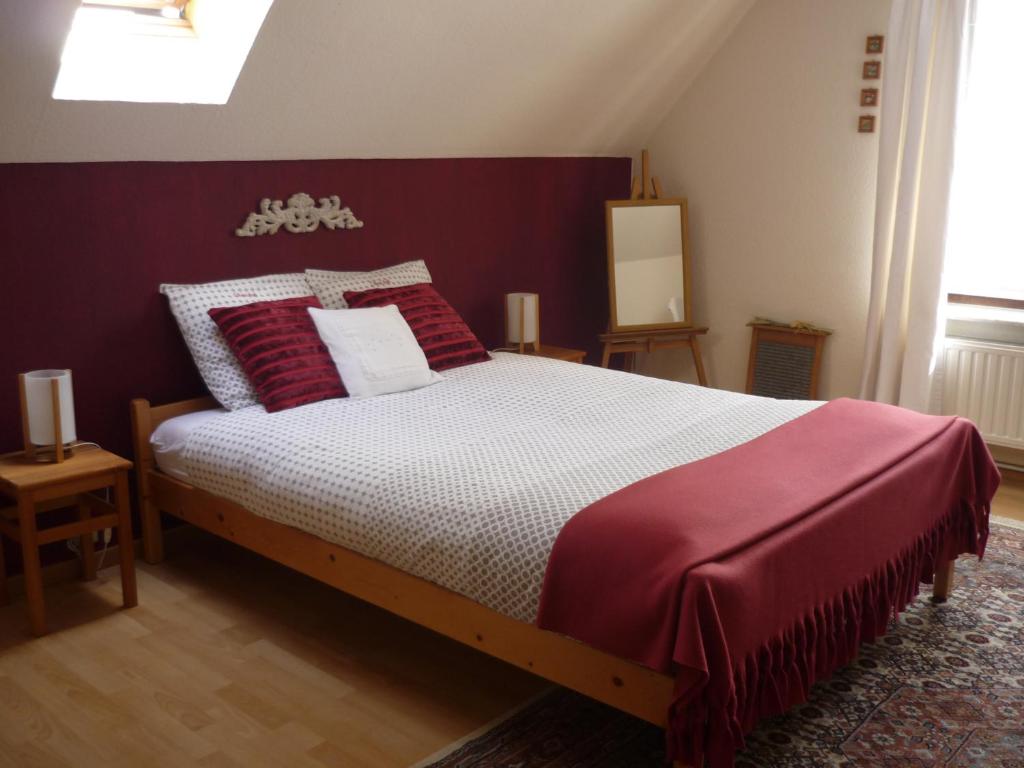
25, 443, 75, 464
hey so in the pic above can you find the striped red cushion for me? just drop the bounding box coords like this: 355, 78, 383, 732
343, 283, 490, 371
208, 296, 346, 412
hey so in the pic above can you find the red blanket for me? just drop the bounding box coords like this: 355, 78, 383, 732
536, 398, 999, 767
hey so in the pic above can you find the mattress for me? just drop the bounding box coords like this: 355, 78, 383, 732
165, 353, 821, 622
151, 406, 227, 481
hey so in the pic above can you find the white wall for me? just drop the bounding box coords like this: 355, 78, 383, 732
637, 0, 891, 399
0, 0, 752, 162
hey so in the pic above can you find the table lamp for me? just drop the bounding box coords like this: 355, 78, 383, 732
505, 293, 540, 353
18, 369, 77, 463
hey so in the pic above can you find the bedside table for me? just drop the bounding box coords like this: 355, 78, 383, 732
0, 446, 137, 636
516, 344, 586, 364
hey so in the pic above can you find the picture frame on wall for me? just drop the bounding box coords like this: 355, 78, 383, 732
860, 88, 879, 107
866, 35, 884, 54
863, 61, 881, 79
858, 115, 876, 133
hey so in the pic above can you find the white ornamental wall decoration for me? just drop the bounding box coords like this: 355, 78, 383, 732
235, 193, 364, 236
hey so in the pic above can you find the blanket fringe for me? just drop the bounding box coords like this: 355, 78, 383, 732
669, 498, 990, 768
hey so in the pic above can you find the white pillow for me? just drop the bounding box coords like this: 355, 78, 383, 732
305, 260, 432, 309
308, 305, 442, 398
160, 273, 312, 410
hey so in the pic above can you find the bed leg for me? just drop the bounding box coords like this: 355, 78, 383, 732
931, 558, 955, 603
131, 398, 164, 565
141, 499, 164, 564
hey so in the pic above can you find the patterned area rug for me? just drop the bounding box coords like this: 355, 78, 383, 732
424, 523, 1024, 767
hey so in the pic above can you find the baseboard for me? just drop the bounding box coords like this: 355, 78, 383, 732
989, 443, 1024, 472
3, 525, 200, 599
993, 515, 1024, 531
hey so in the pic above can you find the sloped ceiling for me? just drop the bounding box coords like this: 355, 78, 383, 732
0, 0, 753, 162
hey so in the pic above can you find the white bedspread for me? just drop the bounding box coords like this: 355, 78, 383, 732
181, 353, 820, 622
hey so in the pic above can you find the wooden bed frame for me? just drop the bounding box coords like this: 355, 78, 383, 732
129, 396, 957, 760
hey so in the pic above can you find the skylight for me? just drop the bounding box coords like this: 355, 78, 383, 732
53, 0, 273, 105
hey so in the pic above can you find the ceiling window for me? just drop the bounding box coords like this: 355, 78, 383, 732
53, 0, 273, 104
944, 0, 1024, 305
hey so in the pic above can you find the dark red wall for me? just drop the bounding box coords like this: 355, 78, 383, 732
1, 157, 629, 460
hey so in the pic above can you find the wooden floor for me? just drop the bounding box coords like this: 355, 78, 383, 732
0, 533, 545, 768
1, 468, 1022, 768
992, 467, 1024, 524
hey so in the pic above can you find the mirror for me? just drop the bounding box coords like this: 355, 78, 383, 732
605, 198, 692, 332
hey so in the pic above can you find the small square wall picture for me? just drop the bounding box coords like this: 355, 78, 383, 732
858, 115, 876, 133
860, 88, 879, 107
866, 35, 884, 54
863, 61, 881, 79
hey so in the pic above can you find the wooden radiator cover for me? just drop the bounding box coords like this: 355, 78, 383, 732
746, 324, 830, 400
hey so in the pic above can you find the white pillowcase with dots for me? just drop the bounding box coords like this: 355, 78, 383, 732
304, 259, 432, 309
160, 273, 312, 410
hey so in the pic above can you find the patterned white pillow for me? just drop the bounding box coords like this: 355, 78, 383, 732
304, 260, 432, 309
160, 273, 312, 410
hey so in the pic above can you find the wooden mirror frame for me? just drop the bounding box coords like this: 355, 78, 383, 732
605, 198, 693, 333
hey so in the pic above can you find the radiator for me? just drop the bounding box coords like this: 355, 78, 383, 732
942, 338, 1024, 449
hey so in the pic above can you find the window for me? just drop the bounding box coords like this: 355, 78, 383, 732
943, 0, 1024, 306
53, 0, 273, 105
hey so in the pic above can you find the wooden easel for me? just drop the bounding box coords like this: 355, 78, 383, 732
605, 150, 710, 386
599, 327, 709, 386
630, 149, 665, 200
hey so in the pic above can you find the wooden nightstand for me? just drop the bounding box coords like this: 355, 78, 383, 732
0, 446, 137, 636
516, 345, 586, 364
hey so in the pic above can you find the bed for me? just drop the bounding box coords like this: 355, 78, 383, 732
131, 353, 996, 767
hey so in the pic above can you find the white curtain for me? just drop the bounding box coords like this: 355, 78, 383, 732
859, 0, 974, 411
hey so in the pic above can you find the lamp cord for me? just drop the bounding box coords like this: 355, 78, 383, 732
67, 441, 114, 570
96, 485, 112, 571
96, 537, 111, 571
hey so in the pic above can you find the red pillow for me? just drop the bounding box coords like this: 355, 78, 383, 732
208, 296, 346, 412
343, 283, 490, 371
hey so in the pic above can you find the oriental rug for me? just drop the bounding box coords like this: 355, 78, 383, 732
422, 522, 1024, 768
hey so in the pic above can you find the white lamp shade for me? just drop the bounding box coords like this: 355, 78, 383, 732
23, 369, 77, 446
506, 293, 539, 344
